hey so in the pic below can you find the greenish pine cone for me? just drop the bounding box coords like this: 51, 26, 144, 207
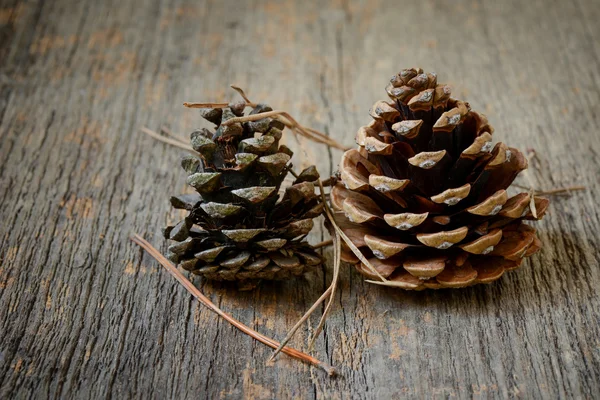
164, 102, 324, 288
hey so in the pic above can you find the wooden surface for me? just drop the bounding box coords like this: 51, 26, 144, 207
1, 0, 599, 398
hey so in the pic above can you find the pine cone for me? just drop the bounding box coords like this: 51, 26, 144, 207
332, 68, 549, 290
164, 102, 323, 288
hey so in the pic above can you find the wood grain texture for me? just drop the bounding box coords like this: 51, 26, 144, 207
1, 0, 599, 398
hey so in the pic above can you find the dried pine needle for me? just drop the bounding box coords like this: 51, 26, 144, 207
140, 126, 197, 153
130, 234, 336, 376
148, 86, 350, 154
312, 239, 333, 249
270, 179, 390, 361
229, 85, 257, 107
524, 150, 538, 219
221, 109, 349, 151
318, 182, 389, 283
268, 286, 333, 362
308, 230, 341, 351
183, 102, 231, 108
512, 183, 586, 196
535, 185, 586, 195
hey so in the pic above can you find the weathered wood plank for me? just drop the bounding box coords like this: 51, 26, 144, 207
0, 0, 599, 398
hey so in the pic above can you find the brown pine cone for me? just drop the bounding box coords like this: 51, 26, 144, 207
331, 68, 549, 290
164, 102, 323, 289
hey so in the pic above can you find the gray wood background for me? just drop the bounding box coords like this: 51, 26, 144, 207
1, 0, 599, 398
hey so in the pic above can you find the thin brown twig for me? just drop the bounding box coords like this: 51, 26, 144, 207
313, 239, 333, 249
535, 185, 586, 196
230, 85, 257, 107
268, 286, 333, 362
523, 150, 538, 218
512, 183, 586, 196
184, 85, 257, 110
140, 127, 197, 153
320, 177, 333, 187
182, 86, 348, 151
273, 114, 307, 151
287, 166, 300, 179
318, 182, 388, 283
315, 182, 388, 283
130, 234, 336, 376
183, 102, 231, 108
512, 183, 530, 191
305, 126, 341, 142
221, 110, 349, 151
542, 192, 577, 197
529, 190, 538, 218
160, 126, 189, 145
269, 182, 345, 360
289, 119, 345, 149
308, 228, 341, 351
